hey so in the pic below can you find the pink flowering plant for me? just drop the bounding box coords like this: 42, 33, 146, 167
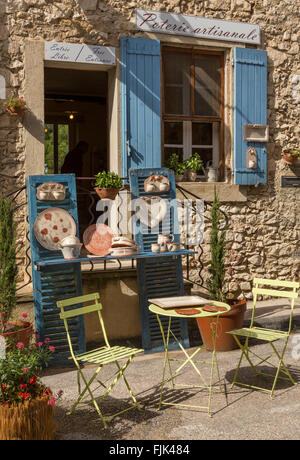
0, 332, 62, 407
6, 96, 26, 112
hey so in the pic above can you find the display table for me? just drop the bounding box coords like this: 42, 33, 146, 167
34, 249, 197, 269
149, 299, 231, 417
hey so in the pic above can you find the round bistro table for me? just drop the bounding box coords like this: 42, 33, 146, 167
149, 300, 231, 417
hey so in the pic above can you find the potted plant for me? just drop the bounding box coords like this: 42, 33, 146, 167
0, 195, 33, 347
94, 171, 123, 200
282, 148, 300, 165
5, 96, 26, 116
196, 192, 247, 351
165, 153, 185, 182
184, 152, 203, 181
0, 332, 62, 440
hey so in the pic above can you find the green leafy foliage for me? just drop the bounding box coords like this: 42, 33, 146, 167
184, 152, 203, 172
0, 196, 17, 332
6, 97, 26, 110
165, 153, 185, 175
206, 192, 227, 302
44, 124, 69, 174
94, 171, 123, 189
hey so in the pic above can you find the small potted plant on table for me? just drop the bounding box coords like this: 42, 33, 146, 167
282, 148, 300, 165
165, 153, 185, 182
196, 192, 246, 351
94, 171, 123, 200
184, 153, 203, 181
6, 97, 26, 116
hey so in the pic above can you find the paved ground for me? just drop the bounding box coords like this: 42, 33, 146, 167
42, 328, 300, 441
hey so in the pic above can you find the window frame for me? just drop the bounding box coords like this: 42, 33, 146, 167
161, 46, 225, 179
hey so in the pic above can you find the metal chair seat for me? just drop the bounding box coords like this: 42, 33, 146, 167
227, 327, 289, 342
75, 346, 143, 365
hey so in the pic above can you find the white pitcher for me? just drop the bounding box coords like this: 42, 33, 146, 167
205, 161, 218, 182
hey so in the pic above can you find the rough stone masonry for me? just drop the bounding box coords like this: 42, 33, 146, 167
0, 0, 299, 298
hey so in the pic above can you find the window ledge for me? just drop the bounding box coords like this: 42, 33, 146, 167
176, 182, 247, 202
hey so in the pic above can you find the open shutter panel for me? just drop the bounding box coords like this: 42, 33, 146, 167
121, 37, 162, 178
233, 47, 268, 185
129, 168, 189, 352
27, 174, 85, 363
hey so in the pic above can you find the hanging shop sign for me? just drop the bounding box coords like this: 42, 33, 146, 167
136, 9, 261, 45
45, 41, 116, 65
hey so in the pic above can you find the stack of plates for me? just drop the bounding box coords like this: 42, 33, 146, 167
109, 236, 139, 257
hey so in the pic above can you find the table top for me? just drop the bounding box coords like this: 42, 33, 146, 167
34, 248, 197, 268
149, 300, 231, 318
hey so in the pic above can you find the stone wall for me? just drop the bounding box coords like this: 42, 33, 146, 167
0, 0, 299, 294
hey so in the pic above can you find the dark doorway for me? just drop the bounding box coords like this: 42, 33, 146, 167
44, 67, 108, 237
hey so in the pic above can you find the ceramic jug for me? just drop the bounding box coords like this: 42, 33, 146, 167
205, 161, 218, 182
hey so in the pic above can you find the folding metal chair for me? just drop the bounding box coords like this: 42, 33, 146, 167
227, 278, 299, 398
57, 293, 144, 428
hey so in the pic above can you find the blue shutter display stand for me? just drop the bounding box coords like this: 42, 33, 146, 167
129, 168, 189, 353
121, 37, 162, 178
27, 174, 85, 363
233, 47, 268, 185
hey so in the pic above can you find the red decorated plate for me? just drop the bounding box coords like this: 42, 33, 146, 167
174, 308, 201, 315
83, 224, 115, 256
33, 207, 76, 251
201, 305, 228, 312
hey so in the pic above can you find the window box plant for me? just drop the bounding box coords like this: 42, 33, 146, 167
0, 195, 33, 347
0, 333, 61, 440
196, 192, 246, 351
184, 153, 203, 181
94, 171, 123, 200
282, 148, 300, 165
5, 97, 26, 116
165, 153, 185, 182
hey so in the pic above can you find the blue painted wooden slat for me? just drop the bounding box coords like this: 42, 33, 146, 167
233, 47, 267, 185
129, 168, 189, 352
121, 37, 162, 178
27, 174, 85, 362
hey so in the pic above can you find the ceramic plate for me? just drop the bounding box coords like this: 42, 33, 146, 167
33, 207, 76, 251
83, 223, 115, 256
174, 308, 202, 315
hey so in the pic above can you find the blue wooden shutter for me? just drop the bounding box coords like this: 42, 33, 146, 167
27, 174, 85, 363
129, 168, 189, 352
121, 37, 162, 177
233, 47, 267, 185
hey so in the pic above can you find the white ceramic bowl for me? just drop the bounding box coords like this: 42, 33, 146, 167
61, 235, 80, 246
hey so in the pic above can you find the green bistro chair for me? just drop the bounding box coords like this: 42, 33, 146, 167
227, 278, 299, 399
57, 293, 144, 428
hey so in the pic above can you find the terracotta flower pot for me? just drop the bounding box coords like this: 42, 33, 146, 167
185, 169, 197, 181
1, 321, 33, 349
6, 106, 26, 116
0, 396, 55, 440
282, 150, 298, 165
196, 299, 247, 351
94, 187, 120, 200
